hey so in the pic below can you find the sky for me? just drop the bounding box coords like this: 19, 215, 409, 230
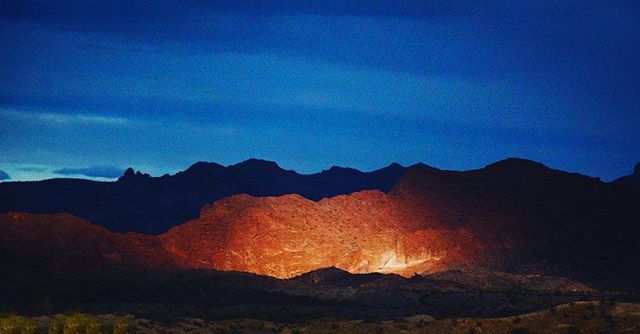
1, 1, 639, 181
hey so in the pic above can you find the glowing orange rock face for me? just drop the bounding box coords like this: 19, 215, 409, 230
162, 190, 482, 278
0, 191, 482, 279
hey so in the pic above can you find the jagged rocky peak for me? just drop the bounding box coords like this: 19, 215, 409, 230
118, 167, 150, 181
123, 167, 135, 177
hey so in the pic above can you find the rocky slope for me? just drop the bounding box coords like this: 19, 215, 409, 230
0, 212, 175, 270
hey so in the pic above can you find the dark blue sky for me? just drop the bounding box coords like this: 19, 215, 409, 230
1, 1, 639, 181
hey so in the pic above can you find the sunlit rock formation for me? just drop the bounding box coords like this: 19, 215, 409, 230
161, 191, 481, 278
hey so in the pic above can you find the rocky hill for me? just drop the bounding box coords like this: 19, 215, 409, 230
161, 191, 480, 278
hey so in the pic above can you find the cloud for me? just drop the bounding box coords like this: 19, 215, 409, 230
1, 109, 129, 126
53, 166, 124, 178
16, 166, 47, 172
0, 170, 10, 180
38, 113, 128, 126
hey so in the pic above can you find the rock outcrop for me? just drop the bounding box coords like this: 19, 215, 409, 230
161, 191, 481, 278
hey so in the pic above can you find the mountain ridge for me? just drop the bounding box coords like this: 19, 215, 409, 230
0, 159, 411, 233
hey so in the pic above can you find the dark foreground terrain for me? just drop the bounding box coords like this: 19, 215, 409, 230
1, 268, 639, 333
2, 301, 640, 333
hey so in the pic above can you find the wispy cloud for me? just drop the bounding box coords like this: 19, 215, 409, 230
0, 170, 10, 180
16, 166, 47, 172
54, 166, 124, 178
1, 109, 129, 126
0, 108, 237, 135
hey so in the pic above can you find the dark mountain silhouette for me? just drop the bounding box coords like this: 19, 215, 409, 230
389, 158, 640, 288
0, 159, 407, 233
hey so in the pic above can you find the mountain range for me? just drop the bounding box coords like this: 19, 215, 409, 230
1, 157, 639, 289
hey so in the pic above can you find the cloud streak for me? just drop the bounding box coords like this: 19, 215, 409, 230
54, 166, 124, 178
0, 170, 10, 180
1, 109, 129, 126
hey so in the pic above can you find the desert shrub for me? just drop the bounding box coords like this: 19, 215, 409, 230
61, 314, 103, 334
512, 316, 522, 324
85, 318, 102, 334
0, 317, 36, 334
48, 319, 63, 334
20, 319, 36, 334
113, 317, 128, 334
1, 316, 29, 334
63, 316, 82, 334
